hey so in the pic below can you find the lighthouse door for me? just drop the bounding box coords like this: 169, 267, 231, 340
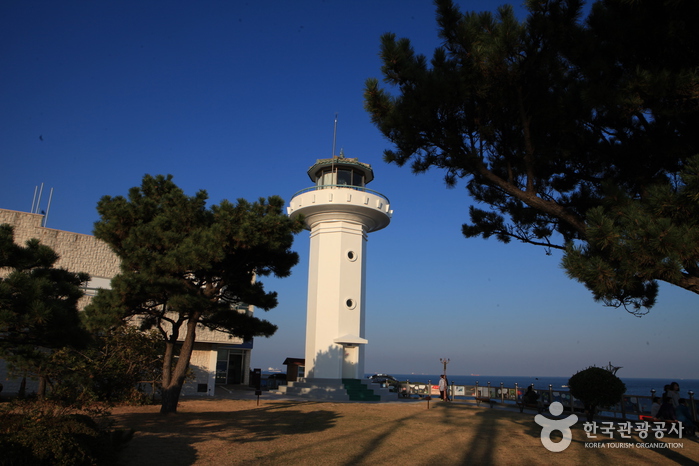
342, 345, 358, 379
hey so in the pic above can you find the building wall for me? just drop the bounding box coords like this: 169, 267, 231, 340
0, 208, 252, 396
0, 209, 120, 279
185, 343, 216, 396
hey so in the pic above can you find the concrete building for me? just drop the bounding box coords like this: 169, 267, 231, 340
0, 208, 253, 396
279, 153, 394, 400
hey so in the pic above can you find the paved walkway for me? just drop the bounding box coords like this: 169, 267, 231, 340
212, 384, 420, 403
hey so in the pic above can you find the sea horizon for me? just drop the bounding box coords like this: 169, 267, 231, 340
372, 372, 699, 381
369, 373, 699, 397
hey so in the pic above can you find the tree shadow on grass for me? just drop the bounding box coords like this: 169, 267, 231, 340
111, 400, 340, 465
457, 406, 506, 465
340, 406, 435, 464
496, 408, 699, 465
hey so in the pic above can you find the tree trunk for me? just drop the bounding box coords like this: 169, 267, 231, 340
162, 339, 175, 388
38, 375, 47, 399
160, 382, 182, 414
586, 404, 596, 423
18, 376, 26, 398
160, 313, 200, 414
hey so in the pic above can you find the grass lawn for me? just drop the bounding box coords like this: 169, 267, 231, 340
111, 398, 699, 465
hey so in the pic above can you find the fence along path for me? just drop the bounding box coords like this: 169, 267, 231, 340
396, 380, 698, 422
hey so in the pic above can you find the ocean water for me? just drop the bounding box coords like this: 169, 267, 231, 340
377, 374, 699, 398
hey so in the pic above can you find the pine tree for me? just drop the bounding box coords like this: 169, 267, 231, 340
364, 0, 699, 313
0, 224, 89, 397
84, 174, 304, 414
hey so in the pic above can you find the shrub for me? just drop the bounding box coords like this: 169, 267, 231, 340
568, 366, 626, 422
0, 400, 133, 466
45, 327, 163, 405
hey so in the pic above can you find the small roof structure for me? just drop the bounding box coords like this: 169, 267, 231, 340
333, 334, 368, 345
306, 154, 375, 184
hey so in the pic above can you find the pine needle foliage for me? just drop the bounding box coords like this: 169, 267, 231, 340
364, 0, 699, 313
0, 224, 89, 397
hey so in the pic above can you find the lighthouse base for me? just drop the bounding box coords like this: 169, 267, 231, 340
275, 378, 395, 402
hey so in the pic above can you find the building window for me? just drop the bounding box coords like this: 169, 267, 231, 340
216, 349, 246, 384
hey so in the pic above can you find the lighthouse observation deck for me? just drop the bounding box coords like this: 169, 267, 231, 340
288, 154, 393, 232
287, 185, 392, 233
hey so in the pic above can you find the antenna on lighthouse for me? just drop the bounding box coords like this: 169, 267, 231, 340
332, 113, 338, 157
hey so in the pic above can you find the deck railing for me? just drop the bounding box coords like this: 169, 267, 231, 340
395, 380, 698, 422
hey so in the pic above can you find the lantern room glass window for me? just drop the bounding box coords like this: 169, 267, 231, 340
336, 169, 352, 186
315, 168, 365, 188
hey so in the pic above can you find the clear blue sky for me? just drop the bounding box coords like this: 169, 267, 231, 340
2, 1, 696, 380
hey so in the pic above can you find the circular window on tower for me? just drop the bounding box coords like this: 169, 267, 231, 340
345, 298, 357, 310
346, 250, 358, 262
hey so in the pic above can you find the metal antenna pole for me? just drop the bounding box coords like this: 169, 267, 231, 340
332, 113, 338, 157
31, 186, 38, 213
35, 183, 44, 214
43, 188, 54, 227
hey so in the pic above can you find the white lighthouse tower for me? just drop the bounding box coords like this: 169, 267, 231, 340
286, 152, 392, 393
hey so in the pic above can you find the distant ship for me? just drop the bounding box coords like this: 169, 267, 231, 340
471, 373, 480, 376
